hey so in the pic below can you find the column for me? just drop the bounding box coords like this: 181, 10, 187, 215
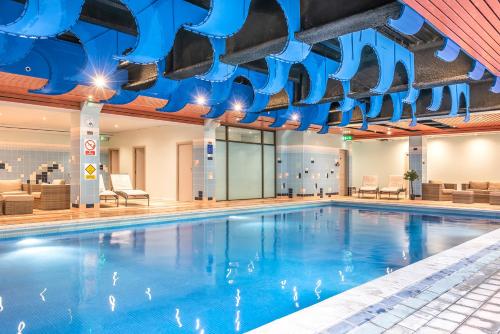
408, 136, 427, 198
70, 101, 103, 209
192, 120, 217, 201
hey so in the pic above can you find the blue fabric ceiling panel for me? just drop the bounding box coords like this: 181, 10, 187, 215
0, 0, 84, 38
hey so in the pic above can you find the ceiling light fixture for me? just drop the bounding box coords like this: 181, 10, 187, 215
92, 75, 107, 89
291, 113, 299, 121
195, 95, 207, 105
114, 124, 119, 128
233, 102, 243, 112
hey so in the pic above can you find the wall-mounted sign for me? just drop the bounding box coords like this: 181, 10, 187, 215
84, 138, 96, 156
84, 163, 97, 180
342, 135, 353, 141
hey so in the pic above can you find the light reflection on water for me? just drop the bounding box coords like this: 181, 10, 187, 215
0, 206, 498, 333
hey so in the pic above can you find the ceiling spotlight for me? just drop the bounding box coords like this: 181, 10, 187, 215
233, 102, 243, 112
195, 95, 207, 105
42, 116, 47, 121
291, 113, 299, 121
92, 75, 107, 89
114, 124, 119, 128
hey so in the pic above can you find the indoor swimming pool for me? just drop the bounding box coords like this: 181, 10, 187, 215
0, 205, 498, 333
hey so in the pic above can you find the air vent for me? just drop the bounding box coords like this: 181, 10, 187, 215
418, 120, 455, 129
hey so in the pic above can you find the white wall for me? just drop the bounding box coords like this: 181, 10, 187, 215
350, 132, 500, 188
0, 128, 69, 147
108, 123, 203, 200
351, 138, 409, 187
427, 133, 500, 183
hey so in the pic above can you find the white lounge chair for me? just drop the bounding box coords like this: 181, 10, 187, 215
379, 175, 405, 199
358, 175, 379, 198
99, 174, 119, 207
110, 174, 149, 206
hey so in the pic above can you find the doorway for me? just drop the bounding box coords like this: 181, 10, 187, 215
133, 147, 146, 190
177, 143, 193, 201
109, 149, 120, 174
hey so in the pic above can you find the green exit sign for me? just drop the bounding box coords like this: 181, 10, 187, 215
343, 135, 353, 141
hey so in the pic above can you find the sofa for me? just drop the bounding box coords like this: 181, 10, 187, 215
29, 183, 70, 210
0, 179, 31, 214
0, 179, 28, 196
462, 181, 500, 203
422, 180, 457, 201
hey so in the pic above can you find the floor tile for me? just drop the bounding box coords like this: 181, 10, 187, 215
371, 312, 401, 329
384, 325, 415, 334
398, 314, 430, 331
454, 325, 489, 334
347, 321, 384, 334
437, 310, 467, 323
425, 318, 459, 332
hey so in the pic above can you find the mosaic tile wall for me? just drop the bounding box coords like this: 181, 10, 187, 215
277, 145, 340, 197
0, 143, 110, 185
192, 120, 216, 200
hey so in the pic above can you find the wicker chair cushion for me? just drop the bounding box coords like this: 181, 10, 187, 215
0, 179, 22, 192
2, 194, 34, 202
469, 181, 489, 190
442, 189, 455, 194
428, 180, 444, 184
31, 192, 42, 199
0, 191, 27, 196
52, 179, 66, 185
488, 182, 500, 190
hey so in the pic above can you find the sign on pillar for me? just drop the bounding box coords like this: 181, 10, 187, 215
70, 101, 103, 209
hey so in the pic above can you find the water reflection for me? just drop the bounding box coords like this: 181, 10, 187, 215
0, 207, 497, 333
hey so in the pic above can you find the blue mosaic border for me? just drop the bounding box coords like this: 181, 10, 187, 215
323, 241, 500, 333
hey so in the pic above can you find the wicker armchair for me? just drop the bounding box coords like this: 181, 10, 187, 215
422, 181, 457, 201
30, 184, 70, 210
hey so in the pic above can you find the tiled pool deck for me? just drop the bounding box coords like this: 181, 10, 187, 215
249, 229, 500, 334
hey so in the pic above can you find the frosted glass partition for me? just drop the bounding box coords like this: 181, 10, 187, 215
228, 127, 261, 143
216, 126, 275, 200
263, 145, 275, 197
228, 142, 263, 200
215, 140, 227, 201
216, 126, 226, 140
263, 131, 274, 145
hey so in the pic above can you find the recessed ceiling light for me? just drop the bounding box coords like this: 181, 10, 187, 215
233, 102, 243, 112
291, 113, 299, 121
92, 75, 107, 89
195, 95, 207, 105
114, 124, 119, 128
42, 116, 47, 121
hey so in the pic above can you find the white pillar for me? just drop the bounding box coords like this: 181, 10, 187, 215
408, 136, 427, 197
70, 101, 103, 209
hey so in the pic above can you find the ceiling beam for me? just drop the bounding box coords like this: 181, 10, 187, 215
165, 1, 401, 77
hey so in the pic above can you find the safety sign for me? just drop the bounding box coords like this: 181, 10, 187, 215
84, 138, 96, 156
84, 163, 97, 180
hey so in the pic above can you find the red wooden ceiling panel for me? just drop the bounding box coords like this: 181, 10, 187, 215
403, 0, 500, 75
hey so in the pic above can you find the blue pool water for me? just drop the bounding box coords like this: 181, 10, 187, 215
0, 205, 498, 334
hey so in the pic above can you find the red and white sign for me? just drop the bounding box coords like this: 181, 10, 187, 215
84, 139, 96, 156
